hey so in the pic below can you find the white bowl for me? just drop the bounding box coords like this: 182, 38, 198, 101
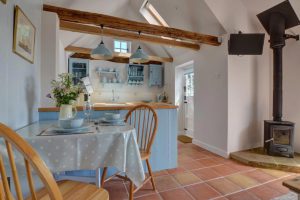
104, 113, 120, 120
59, 118, 84, 129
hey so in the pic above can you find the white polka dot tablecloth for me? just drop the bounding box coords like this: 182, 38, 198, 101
13, 121, 145, 187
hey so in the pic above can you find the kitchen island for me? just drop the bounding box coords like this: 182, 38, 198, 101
38, 102, 178, 176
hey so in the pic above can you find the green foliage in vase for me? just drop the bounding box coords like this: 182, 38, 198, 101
48, 73, 83, 107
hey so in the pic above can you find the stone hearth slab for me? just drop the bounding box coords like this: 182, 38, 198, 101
230, 148, 300, 173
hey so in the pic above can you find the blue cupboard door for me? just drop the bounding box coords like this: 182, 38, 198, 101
149, 64, 164, 87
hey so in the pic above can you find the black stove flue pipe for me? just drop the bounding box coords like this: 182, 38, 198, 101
269, 13, 286, 122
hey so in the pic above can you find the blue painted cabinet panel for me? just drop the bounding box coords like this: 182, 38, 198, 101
149, 64, 164, 87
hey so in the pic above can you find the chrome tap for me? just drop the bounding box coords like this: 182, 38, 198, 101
111, 89, 119, 102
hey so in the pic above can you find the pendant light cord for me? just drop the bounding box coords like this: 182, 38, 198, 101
138, 31, 141, 48
100, 24, 104, 42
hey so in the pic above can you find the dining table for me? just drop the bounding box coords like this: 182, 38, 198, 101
13, 120, 145, 187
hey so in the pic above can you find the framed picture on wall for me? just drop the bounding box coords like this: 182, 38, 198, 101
0, 0, 7, 4
13, 5, 36, 63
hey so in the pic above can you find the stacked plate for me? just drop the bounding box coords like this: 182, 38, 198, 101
39, 118, 91, 136
100, 113, 125, 126
51, 125, 90, 134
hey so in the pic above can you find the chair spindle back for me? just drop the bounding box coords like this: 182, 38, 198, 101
0, 123, 63, 200
125, 105, 158, 153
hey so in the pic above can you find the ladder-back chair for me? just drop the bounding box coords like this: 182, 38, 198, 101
101, 104, 158, 200
0, 123, 109, 200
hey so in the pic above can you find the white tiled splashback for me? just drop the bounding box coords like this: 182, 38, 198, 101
89, 60, 164, 103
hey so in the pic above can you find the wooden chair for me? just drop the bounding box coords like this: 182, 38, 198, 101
0, 123, 109, 200
101, 104, 158, 200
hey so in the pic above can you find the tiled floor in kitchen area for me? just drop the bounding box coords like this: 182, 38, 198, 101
104, 142, 298, 200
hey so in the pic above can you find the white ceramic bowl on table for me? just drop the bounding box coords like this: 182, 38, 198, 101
104, 113, 121, 120
59, 118, 84, 129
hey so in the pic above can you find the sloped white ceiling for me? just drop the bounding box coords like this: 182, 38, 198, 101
43, 0, 300, 58
43, 0, 226, 58
241, 0, 300, 34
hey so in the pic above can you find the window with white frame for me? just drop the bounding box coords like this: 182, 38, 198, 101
185, 72, 194, 97
114, 40, 130, 53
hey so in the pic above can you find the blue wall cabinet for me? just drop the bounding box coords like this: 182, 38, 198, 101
149, 64, 164, 87
127, 64, 144, 85
68, 58, 89, 85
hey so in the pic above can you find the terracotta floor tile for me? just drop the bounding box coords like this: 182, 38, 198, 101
211, 164, 239, 176
207, 178, 242, 195
196, 158, 222, 167
226, 191, 260, 200
261, 168, 290, 178
192, 168, 222, 181
185, 182, 221, 200
226, 161, 254, 172
265, 179, 291, 194
248, 185, 282, 200
173, 172, 202, 186
154, 175, 180, 192
103, 181, 128, 200
186, 151, 209, 160
152, 170, 168, 177
243, 169, 276, 183
209, 155, 228, 163
135, 194, 161, 200
185, 143, 206, 151
178, 155, 195, 163
201, 150, 218, 157
214, 197, 229, 200
226, 173, 259, 189
127, 180, 156, 197
103, 142, 298, 200
160, 188, 193, 200
167, 167, 186, 175
179, 160, 205, 170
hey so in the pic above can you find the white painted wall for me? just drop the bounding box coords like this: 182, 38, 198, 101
0, 0, 42, 129
282, 40, 300, 152
170, 42, 229, 157
40, 11, 60, 107
206, 0, 271, 154
88, 60, 164, 103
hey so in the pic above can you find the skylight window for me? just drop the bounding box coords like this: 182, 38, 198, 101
114, 40, 131, 53
139, 0, 169, 27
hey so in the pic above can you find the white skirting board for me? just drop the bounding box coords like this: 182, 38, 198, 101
192, 139, 229, 158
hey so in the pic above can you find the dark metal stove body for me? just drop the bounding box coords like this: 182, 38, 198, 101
257, 0, 300, 157
264, 120, 294, 158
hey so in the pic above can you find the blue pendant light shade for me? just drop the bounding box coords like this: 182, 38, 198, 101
91, 40, 113, 60
130, 46, 149, 63
130, 31, 149, 63
90, 25, 113, 60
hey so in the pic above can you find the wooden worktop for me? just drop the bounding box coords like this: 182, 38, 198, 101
38, 102, 178, 112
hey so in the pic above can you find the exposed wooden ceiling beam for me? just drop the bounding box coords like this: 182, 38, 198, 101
65, 46, 173, 63
71, 53, 163, 65
60, 21, 200, 51
43, 4, 221, 46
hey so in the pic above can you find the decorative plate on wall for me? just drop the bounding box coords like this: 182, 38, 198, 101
13, 5, 36, 63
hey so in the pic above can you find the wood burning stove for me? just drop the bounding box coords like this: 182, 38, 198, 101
264, 120, 294, 158
257, 0, 300, 157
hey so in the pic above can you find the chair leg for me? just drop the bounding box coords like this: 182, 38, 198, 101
129, 180, 134, 200
101, 167, 108, 187
146, 159, 156, 191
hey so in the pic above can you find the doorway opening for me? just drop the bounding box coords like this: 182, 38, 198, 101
175, 61, 194, 139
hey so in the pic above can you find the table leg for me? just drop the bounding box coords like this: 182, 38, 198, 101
96, 168, 101, 188
129, 180, 134, 200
